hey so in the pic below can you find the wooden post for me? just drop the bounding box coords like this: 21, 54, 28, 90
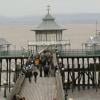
82, 58, 85, 90
67, 58, 70, 89
9, 59, 11, 92
98, 57, 100, 88
6, 59, 9, 85
72, 58, 75, 92
87, 58, 90, 89
0, 59, 2, 88
92, 58, 95, 88
77, 58, 80, 91
93, 58, 97, 91
21, 58, 23, 69
14, 59, 17, 82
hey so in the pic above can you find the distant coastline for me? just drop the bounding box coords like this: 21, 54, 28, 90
0, 13, 100, 25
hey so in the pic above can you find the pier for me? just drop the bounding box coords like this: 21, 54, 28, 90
0, 50, 29, 91
1, 6, 100, 100
58, 49, 100, 90
7, 51, 65, 100
0, 50, 100, 100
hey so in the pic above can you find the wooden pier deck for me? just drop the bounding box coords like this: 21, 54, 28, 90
20, 77, 57, 100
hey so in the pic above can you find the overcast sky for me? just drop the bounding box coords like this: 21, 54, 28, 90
0, 0, 100, 17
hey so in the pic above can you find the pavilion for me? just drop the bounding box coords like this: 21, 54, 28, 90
28, 6, 70, 53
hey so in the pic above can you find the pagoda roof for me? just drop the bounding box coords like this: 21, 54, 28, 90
32, 13, 66, 31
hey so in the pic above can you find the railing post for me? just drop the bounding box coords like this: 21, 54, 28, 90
3, 81, 7, 98
72, 58, 75, 92
0, 59, 2, 89
9, 59, 11, 92
6, 59, 9, 85
93, 58, 98, 91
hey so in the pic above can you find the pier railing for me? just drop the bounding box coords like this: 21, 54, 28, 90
56, 71, 65, 100
52, 51, 65, 100
0, 50, 30, 57
7, 73, 25, 100
58, 49, 100, 57
1, 49, 100, 58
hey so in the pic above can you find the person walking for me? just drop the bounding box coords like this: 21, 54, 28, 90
40, 52, 47, 77
44, 62, 49, 77
26, 64, 33, 83
33, 66, 38, 83
33, 54, 41, 68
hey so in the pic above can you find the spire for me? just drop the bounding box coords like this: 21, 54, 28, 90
47, 5, 50, 14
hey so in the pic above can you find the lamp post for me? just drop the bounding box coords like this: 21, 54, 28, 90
3, 81, 7, 98
64, 80, 68, 100
61, 67, 65, 84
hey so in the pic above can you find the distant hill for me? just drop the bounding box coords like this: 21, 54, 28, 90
56, 13, 100, 24
0, 13, 100, 25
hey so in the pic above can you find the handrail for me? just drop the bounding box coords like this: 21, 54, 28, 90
59, 49, 100, 57
0, 50, 30, 57
7, 73, 25, 100
7, 48, 48, 100
52, 51, 65, 100
56, 71, 65, 100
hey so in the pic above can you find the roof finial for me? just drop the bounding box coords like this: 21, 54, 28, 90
47, 5, 50, 14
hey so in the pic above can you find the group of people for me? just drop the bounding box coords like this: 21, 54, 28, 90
22, 50, 53, 83
33, 50, 53, 78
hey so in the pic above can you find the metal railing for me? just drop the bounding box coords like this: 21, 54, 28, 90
0, 50, 31, 57
52, 51, 65, 100
58, 49, 100, 57
7, 73, 25, 100
56, 71, 65, 100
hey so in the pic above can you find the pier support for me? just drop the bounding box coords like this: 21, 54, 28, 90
14, 59, 17, 82
6, 59, 9, 85
72, 58, 75, 92
87, 58, 90, 89
0, 59, 2, 88
67, 58, 70, 89
82, 58, 85, 90
77, 58, 80, 91
98, 57, 100, 88
9, 59, 11, 92
93, 58, 97, 91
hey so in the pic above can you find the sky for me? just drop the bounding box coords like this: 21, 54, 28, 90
0, 0, 100, 17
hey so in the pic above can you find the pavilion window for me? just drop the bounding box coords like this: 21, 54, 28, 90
42, 33, 46, 41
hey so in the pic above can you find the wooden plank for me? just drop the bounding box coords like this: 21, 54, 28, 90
20, 77, 57, 100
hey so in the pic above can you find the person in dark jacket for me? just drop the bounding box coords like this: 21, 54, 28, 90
44, 63, 49, 77
33, 67, 38, 83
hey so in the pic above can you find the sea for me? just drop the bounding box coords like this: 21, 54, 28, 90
0, 24, 98, 50
0, 23, 100, 100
